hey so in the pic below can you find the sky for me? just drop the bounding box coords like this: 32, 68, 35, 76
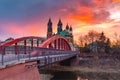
0, 0, 120, 41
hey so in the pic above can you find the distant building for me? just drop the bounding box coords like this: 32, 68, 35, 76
5, 37, 14, 42
0, 37, 14, 45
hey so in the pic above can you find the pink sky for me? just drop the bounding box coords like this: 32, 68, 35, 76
0, 0, 120, 42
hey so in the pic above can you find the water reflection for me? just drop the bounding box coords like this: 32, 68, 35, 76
39, 71, 88, 80
77, 76, 88, 80
51, 71, 77, 80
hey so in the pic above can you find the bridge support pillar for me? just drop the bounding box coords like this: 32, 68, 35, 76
61, 39, 63, 50
58, 39, 60, 50
24, 40, 26, 54
31, 39, 33, 50
63, 40, 66, 50
60, 56, 77, 66
15, 43, 18, 55
66, 43, 68, 50
49, 43, 53, 48
37, 39, 39, 47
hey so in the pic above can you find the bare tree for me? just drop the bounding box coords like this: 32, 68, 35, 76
78, 35, 84, 47
113, 32, 120, 46
99, 32, 106, 42
87, 30, 100, 43
78, 30, 100, 47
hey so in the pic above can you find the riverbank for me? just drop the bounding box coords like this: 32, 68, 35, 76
39, 57, 120, 80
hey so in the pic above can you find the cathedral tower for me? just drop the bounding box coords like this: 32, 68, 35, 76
47, 18, 53, 38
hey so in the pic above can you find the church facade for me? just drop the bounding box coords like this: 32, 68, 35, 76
47, 18, 73, 43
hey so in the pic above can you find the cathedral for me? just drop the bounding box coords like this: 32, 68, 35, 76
47, 18, 73, 42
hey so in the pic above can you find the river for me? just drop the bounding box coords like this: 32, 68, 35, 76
38, 58, 120, 80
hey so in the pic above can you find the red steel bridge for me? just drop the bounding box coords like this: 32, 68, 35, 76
0, 35, 79, 69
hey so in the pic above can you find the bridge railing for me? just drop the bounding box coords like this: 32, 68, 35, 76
0, 45, 78, 67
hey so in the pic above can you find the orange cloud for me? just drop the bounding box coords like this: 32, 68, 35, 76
112, 0, 120, 4
67, 6, 92, 23
68, 8, 110, 24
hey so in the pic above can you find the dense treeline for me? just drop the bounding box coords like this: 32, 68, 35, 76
78, 30, 120, 55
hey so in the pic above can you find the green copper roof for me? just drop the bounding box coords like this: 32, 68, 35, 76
60, 30, 67, 37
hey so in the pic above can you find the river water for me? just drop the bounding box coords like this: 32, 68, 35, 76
39, 70, 88, 80
39, 65, 120, 80
50, 71, 88, 80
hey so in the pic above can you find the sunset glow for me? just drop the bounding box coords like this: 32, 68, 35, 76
0, 0, 120, 42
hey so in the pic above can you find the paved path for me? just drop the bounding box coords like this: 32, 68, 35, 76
0, 62, 41, 80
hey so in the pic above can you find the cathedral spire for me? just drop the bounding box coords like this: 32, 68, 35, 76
66, 24, 69, 30
48, 18, 52, 27
57, 19, 63, 34
58, 19, 62, 26
70, 26, 72, 31
69, 26, 73, 38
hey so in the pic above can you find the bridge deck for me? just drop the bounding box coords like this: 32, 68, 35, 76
0, 49, 78, 69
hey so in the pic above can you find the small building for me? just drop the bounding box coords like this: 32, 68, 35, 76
87, 41, 98, 53
87, 41, 106, 53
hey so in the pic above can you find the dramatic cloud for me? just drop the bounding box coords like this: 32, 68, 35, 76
0, 0, 120, 41
66, 0, 112, 24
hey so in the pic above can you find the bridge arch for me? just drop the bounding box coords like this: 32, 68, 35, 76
40, 35, 71, 50
0, 36, 44, 54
